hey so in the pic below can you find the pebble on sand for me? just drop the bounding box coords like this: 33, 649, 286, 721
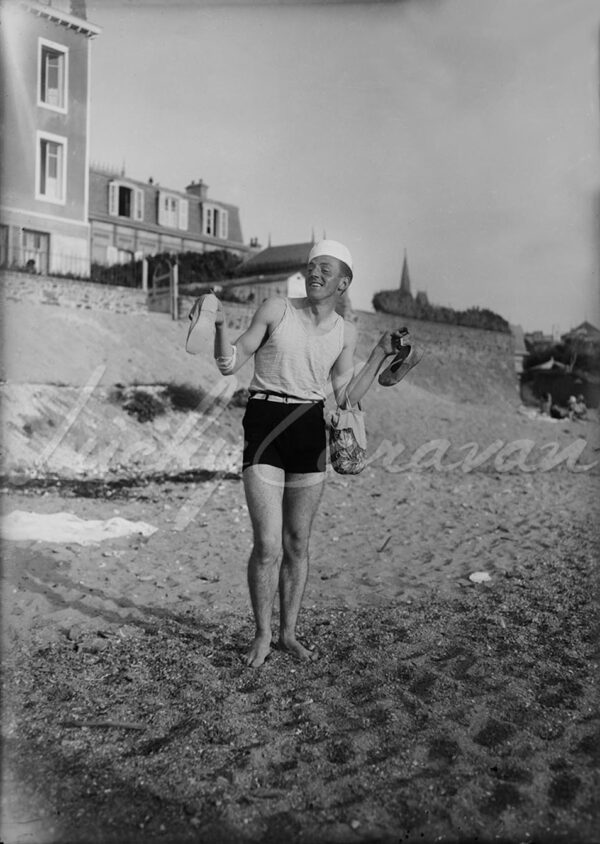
469, 571, 492, 583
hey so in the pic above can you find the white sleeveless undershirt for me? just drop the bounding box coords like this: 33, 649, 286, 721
249, 298, 345, 402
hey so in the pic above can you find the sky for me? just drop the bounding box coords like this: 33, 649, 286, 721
86, 0, 600, 333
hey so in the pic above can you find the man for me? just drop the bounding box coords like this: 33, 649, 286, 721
205, 240, 415, 667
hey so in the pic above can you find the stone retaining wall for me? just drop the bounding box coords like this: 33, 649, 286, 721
0, 270, 148, 314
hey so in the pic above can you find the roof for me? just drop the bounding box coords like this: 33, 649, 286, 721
562, 321, 600, 340
529, 356, 567, 371
234, 242, 314, 277
23, 1, 101, 37
88, 168, 246, 246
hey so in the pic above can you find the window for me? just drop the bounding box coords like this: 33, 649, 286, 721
38, 39, 68, 112
36, 132, 67, 204
203, 205, 228, 239
108, 181, 144, 221
158, 192, 188, 230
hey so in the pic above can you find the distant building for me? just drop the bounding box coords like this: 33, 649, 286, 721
0, 0, 101, 276
231, 242, 314, 300
88, 169, 249, 266
524, 330, 554, 350
561, 321, 600, 343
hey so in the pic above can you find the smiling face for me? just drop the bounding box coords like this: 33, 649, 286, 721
305, 256, 351, 301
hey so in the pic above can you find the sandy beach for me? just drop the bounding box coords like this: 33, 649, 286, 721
1, 300, 599, 843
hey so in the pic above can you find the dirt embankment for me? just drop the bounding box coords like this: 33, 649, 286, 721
0, 298, 558, 484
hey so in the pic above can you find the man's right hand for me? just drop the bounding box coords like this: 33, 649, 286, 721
376, 329, 408, 356
209, 289, 225, 326
214, 298, 225, 327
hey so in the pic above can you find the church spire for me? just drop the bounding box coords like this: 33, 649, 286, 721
399, 249, 412, 297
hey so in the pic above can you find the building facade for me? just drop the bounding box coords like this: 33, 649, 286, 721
88, 169, 249, 266
0, 0, 100, 276
0, 1, 249, 281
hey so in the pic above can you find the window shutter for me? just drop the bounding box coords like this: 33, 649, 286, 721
108, 182, 118, 216
219, 210, 228, 240
178, 199, 188, 231
134, 189, 144, 221
158, 192, 166, 227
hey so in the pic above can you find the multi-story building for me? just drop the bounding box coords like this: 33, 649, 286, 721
0, 1, 249, 281
0, 0, 100, 275
88, 168, 249, 266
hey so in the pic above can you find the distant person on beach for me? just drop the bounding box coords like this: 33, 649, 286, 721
550, 401, 569, 420
539, 392, 552, 416
196, 240, 420, 667
571, 394, 588, 421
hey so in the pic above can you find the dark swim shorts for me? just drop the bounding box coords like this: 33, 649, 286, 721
242, 398, 326, 473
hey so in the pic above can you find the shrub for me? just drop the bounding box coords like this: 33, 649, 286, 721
163, 382, 207, 411
122, 389, 167, 423
372, 290, 510, 333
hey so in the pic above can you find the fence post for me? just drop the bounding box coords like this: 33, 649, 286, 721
142, 257, 148, 292
172, 261, 179, 321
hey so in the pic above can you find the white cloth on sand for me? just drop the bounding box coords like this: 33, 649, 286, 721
1, 510, 157, 545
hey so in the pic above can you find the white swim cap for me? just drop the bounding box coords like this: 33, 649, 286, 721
308, 239, 353, 272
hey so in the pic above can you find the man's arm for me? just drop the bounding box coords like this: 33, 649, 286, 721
331, 323, 399, 407
330, 320, 358, 406
213, 296, 286, 375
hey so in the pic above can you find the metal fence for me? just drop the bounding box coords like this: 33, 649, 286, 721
1, 247, 90, 280
0, 247, 144, 288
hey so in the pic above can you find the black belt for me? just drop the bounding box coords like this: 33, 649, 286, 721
249, 390, 323, 405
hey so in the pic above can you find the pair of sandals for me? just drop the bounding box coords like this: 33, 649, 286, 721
378, 328, 424, 387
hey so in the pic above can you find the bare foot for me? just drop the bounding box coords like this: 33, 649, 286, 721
245, 635, 272, 668
277, 636, 319, 662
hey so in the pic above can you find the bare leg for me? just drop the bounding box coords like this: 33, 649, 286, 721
278, 472, 325, 661
243, 464, 285, 668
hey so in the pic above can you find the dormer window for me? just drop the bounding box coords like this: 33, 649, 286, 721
108, 181, 144, 221
203, 205, 228, 239
158, 191, 188, 230
38, 39, 68, 113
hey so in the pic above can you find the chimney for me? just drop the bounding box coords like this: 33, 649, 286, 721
70, 0, 87, 20
185, 179, 209, 201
